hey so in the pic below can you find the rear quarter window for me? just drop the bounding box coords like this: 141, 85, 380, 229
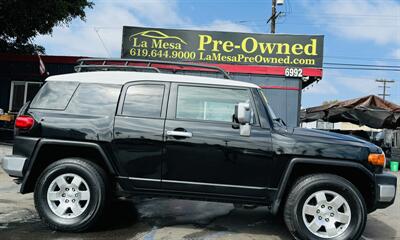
122, 84, 165, 118
66, 83, 121, 115
30, 81, 78, 110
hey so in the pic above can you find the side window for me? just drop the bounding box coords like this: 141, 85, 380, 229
30, 81, 78, 110
67, 83, 121, 115
122, 84, 165, 118
176, 85, 251, 123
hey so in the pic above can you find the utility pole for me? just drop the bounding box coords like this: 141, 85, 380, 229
271, 0, 277, 33
268, 0, 283, 33
376, 79, 395, 101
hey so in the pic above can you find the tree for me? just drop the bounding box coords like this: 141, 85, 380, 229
0, 0, 93, 54
322, 100, 339, 106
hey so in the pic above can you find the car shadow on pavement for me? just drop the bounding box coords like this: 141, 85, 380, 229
94, 199, 140, 231
1, 196, 398, 240
362, 215, 397, 239
0, 198, 293, 240
115, 198, 293, 239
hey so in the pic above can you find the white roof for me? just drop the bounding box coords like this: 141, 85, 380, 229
45, 71, 259, 88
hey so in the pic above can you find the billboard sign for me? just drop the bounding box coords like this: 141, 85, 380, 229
121, 26, 324, 68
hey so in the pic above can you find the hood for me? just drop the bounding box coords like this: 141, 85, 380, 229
272, 127, 381, 162
292, 128, 376, 147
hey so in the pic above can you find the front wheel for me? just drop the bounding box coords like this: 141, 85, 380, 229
34, 158, 109, 232
284, 174, 367, 240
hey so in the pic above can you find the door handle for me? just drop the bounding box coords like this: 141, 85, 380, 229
166, 131, 193, 138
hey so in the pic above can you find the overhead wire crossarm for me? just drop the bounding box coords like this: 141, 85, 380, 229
376, 79, 395, 101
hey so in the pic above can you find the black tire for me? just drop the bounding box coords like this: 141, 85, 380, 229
34, 158, 109, 232
283, 174, 367, 240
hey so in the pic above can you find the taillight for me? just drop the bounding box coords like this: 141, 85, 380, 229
15, 116, 34, 129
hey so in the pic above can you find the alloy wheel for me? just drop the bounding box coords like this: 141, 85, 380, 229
302, 190, 351, 238
47, 173, 91, 219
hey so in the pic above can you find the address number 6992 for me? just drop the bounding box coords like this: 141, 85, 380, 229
285, 68, 303, 77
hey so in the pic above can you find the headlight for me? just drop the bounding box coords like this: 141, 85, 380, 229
368, 152, 386, 167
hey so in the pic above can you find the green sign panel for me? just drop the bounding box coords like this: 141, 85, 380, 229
121, 26, 324, 68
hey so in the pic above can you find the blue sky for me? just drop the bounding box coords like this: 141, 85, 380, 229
35, 0, 400, 108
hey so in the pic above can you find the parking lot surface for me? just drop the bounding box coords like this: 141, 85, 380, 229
0, 144, 399, 240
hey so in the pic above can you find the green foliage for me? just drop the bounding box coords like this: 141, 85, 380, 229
0, 0, 93, 54
322, 100, 339, 106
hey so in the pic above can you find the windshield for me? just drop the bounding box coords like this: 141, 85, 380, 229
258, 89, 287, 127
258, 89, 277, 119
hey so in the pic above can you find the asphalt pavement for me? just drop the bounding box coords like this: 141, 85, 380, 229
0, 144, 399, 240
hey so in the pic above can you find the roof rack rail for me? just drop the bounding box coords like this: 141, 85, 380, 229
75, 58, 231, 79
74, 64, 160, 73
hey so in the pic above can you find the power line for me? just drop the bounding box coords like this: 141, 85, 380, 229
324, 67, 400, 72
324, 55, 400, 62
276, 22, 400, 28
325, 62, 400, 68
323, 62, 400, 72
93, 27, 111, 57
289, 12, 400, 18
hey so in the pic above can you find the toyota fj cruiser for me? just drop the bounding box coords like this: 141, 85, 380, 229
1, 70, 397, 240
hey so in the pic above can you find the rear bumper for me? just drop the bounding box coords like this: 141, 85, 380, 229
2, 136, 39, 179
374, 173, 397, 209
1, 155, 27, 177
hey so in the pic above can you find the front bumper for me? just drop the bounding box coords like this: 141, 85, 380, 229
374, 173, 397, 209
1, 155, 27, 177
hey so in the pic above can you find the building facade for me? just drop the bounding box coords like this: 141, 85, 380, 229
0, 53, 322, 128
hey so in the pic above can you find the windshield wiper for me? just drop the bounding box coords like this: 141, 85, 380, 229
273, 117, 287, 127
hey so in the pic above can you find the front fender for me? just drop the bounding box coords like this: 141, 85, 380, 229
271, 157, 374, 214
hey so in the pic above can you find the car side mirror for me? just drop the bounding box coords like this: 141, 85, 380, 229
235, 102, 251, 124
235, 102, 251, 137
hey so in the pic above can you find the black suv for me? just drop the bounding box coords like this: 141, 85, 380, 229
1, 71, 397, 240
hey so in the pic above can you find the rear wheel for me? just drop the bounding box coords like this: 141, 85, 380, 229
284, 174, 367, 240
34, 158, 109, 232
